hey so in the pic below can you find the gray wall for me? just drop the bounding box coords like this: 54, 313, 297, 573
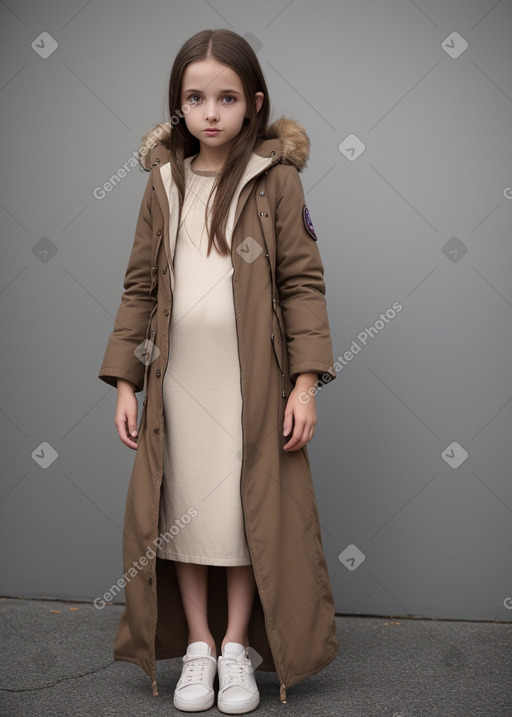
1, 0, 511, 622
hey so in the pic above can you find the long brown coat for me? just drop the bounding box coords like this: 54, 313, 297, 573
98, 116, 338, 703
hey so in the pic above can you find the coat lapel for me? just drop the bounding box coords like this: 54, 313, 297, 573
156, 152, 274, 292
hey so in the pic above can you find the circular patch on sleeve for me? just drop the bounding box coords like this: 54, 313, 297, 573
303, 205, 317, 241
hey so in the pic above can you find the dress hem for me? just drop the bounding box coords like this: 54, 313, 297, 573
157, 552, 252, 566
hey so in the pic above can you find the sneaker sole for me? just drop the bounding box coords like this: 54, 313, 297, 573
173, 691, 215, 711
217, 692, 260, 714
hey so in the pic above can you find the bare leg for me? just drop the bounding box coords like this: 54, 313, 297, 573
221, 565, 256, 653
174, 561, 217, 658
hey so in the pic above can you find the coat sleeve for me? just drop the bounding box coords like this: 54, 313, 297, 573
274, 165, 336, 388
97, 171, 155, 393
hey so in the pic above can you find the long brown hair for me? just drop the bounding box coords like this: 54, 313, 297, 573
167, 29, 271, 256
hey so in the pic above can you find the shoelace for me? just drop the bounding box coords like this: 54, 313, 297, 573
178, 655, 214, 686
220, 655, 253, 688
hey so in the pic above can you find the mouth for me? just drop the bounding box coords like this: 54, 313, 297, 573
204, 128, 220, 135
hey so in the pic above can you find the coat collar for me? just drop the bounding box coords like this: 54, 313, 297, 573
142, 116, 311, 288
156, 145, 276, 280
138, 115, 310, 173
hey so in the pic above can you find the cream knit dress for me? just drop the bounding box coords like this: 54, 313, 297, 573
156, 156, 252, 566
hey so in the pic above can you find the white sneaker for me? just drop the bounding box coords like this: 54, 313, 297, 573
173, 641, 217, 712
217, 642, 260, 714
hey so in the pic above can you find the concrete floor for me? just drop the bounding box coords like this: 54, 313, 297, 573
0, 597, 510, 716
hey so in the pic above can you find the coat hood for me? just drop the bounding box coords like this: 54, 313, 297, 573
138, 115, 310, 173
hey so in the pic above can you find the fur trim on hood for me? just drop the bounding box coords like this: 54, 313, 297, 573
138, 115, 310, 172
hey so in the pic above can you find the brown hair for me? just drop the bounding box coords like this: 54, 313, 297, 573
167, 29, 271, 256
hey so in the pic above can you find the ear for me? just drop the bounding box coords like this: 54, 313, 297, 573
254, 92, 264, 114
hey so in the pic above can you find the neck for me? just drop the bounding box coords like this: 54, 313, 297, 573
190, 157, 222, 172
192, 139, 235, 171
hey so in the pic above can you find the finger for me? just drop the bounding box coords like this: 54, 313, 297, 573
122, 431, 139, 449
116, 415, 138, 448
125, 415, 138, 444
283, 421, 307, 451
282, 406, 294, 436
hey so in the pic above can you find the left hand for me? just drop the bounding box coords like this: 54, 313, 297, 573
282, 373, 318, 451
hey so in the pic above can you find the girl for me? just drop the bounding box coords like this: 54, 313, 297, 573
98, 28, 338, 713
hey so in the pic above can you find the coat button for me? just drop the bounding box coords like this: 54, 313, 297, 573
164, 308, 169, 316
156, 369, 161, 377
156, 229, 162, 236
152, 185, 155, 190
154, 427, 160, 434
270, 150, 276, 156
162, 267, 167, 274
260, 212, 268, 217
148, 577, 152, 584
155, 158, 160, 163
265, 253, 269, 258
259, 191, 265, 196
151, 266, 157, 272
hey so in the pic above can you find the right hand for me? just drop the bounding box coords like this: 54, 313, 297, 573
115, 379, 140, 449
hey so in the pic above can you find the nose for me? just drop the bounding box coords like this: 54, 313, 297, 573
204, 98, 218, 122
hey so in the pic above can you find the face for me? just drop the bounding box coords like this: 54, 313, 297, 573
180, 57, 263, 156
